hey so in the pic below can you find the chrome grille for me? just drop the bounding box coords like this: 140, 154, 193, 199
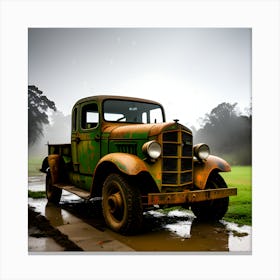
162, 129, 193, 188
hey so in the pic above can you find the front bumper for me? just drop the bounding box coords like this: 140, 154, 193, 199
146, 187, 237, 205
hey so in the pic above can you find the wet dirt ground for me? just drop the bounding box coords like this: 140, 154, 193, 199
28, 176, 252, 253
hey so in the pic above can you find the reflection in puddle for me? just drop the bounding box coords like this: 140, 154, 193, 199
145, 209, 194, 239
28, 178, 251, 252
142, 208, 251, 252
28, 235, 64, 252
221, 220, 252, 252
165, 221, 192, 238
165, 210, 194, 239
167, 209, 195, 218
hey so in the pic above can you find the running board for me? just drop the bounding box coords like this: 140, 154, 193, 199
53, 183, 91, 200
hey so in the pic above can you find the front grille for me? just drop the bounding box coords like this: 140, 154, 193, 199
162, 129, 193, 188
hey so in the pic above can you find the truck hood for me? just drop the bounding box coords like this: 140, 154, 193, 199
102, 122, 191, 140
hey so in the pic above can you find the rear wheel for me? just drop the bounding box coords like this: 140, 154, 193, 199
102, 173, 143, 235
191, 172, 229, 221
46, 171, 62, 204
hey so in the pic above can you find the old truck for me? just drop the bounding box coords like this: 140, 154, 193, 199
40, 95, 237, 235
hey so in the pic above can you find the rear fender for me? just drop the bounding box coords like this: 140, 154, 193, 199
193, 155, 231, 190
47, 154, 64, 184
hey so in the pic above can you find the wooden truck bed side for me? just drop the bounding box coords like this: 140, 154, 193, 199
48, 143, 72, 164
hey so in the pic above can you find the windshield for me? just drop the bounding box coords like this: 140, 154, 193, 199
103, 99, 164, 124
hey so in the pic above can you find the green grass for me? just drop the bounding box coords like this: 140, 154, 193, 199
28, 157, 43, 176
221, 166, 252, 226
28, 190, 46, 198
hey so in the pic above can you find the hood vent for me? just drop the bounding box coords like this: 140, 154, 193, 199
116, 143, 137, 155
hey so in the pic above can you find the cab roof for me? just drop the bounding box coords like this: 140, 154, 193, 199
73, 95, 163, 108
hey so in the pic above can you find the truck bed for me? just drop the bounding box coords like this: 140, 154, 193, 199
48, 143, 71, 157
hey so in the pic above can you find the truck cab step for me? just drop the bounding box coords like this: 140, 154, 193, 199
53, 183, 91, 200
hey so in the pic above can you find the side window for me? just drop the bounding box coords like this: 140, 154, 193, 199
81, 103, 99, 130
72, 107, 78, 132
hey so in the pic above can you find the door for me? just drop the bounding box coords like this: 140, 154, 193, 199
72, 102, 101, 175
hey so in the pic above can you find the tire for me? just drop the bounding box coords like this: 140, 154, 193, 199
46, 171, 62, 204
102, 173, 143, 235
191, 172, 229, 222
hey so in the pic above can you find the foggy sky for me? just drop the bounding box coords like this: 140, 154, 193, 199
28, 28, 251, 128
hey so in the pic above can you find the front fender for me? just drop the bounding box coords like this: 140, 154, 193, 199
95, 153, 148, 176
193, 155, 231, 190
91, 153, 152, 197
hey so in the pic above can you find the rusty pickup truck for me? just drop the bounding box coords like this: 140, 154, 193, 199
40, 95, 237, 234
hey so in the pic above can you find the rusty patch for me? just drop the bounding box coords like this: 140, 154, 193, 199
147, 187, 237, 205
47, 154, 60, 184
193, 155, 231, 189
95, 153, 148, 175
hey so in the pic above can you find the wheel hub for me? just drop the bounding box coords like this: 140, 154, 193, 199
108, 192, 123, 214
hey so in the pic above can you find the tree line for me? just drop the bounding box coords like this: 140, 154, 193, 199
28, 85, 56, 146
28, 85, 70, 157
193, 102, 252, 165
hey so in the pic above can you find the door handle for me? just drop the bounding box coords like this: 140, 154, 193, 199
75, 137, 81, 144
95, 135, 101, 142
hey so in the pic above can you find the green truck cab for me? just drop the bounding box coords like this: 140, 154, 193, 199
40, 95, 237, 235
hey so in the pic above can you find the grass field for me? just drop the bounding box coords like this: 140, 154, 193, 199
28, 156, 43, 176
221, 166, 252, 226
28, 190, 46, 198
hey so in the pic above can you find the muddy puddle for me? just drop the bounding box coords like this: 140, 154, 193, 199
28, 176, 251, 253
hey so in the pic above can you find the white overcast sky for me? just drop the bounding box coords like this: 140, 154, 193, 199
28, 28, 251, 129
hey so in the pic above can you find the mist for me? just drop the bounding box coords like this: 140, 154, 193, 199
193, 102, 252, 165
28, 111, 71, 158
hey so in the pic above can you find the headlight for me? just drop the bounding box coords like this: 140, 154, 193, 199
194, 143, 210, 161
142, 141, 161, 160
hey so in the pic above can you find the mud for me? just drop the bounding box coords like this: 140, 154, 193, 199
28, 206, 83, 251
28, 176, 252, 253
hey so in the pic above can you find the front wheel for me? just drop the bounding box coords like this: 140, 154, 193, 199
191, 173, 229, 222
46, 171, 62, 204
102, 173, 143, 235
